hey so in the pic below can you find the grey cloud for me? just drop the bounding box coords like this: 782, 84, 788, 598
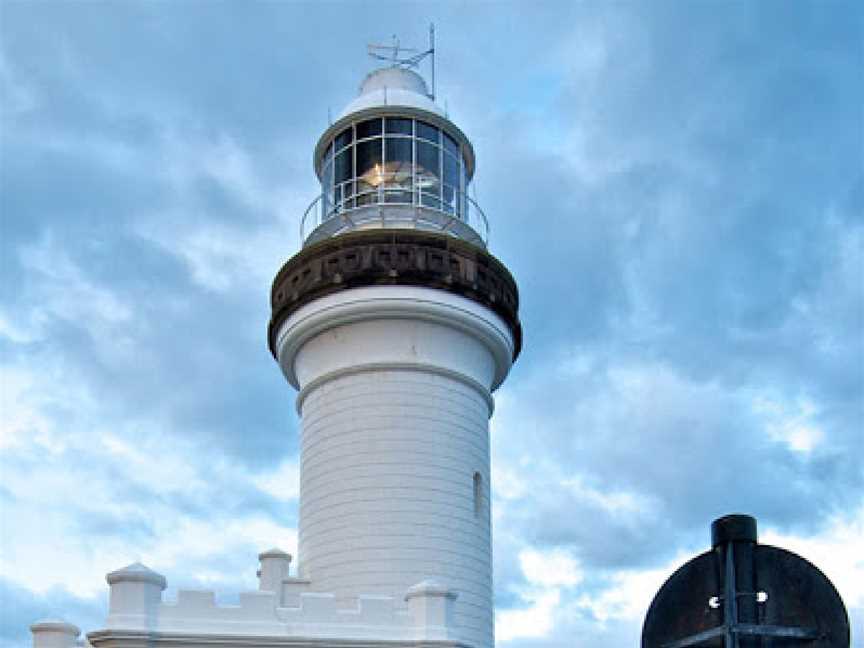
1, 2, 861, 646
0, 581, 105, 648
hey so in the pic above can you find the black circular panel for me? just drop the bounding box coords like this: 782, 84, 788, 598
642, 543, 850, 647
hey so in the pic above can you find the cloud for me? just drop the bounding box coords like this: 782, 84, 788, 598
1, 2, 861, 647
0, 580, 104, 648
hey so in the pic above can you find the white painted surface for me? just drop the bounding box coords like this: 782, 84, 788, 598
30, 620, 80, 648
258, 548, 292, 595
90, 561, 461, 644
339, 68, 443, 119
276, 286, 515, 393
105, 562, 166, 630
276, 285, 514, 648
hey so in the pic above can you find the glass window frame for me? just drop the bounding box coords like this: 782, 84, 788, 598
321, 117, 467, 220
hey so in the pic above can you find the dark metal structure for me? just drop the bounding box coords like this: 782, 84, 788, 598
642, 514, 850, 648
268, 229, 522, 361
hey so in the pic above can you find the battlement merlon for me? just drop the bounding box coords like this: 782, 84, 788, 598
35, 560, 466, 647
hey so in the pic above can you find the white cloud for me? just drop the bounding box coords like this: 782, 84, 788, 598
145, 516, 297, 580
519, 548, 583, 589
252, 458, 300, 502
752, 394, 826, 454
762, 510, 864, 613
560, 475, 657, 517
18, 233, 133, 335
496, 549, 582, 642
0, 365, 54, 450
134, 214, 293, 293
130, 131, 305, 294
496, 589, 561, 642
575, 560, 682, 624
0, 310, 38, 344
0, 357, 297, 600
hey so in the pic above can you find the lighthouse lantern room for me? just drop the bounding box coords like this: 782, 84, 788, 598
302, 63, 487, 248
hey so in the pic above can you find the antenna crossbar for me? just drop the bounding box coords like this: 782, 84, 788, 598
367, 35, 431, 69
366, 26, 437, 100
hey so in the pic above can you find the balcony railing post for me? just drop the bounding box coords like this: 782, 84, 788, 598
301, 189, 488, 248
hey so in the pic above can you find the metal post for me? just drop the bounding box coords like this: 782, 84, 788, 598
429, 23, 436, 101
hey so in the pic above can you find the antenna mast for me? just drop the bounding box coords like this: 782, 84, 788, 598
367, 25, 437, 100
430, 23, 436, 101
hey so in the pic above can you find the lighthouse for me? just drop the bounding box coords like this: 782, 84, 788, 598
269, 61, 522, 648
32, 49, 521, 648
269, 57, 521, 648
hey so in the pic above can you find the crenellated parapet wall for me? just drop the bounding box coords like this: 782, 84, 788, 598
74, 560, 463, 647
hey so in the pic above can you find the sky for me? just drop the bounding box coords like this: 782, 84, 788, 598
1, 1, 862, 646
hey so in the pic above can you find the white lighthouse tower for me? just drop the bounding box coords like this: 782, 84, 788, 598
269, 57, 522, 648
32, 46, 521, 648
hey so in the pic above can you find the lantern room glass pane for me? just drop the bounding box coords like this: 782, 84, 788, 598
442, 185, 456, 214
416, 121, 439, 143
322, 159, 334, 214
461, 166, 469, 218
416, 141, 440, 185
335, 127, 353, 152
385, 117, 412, 135
443, 151, 458, 215
356, 118, 382, 140
416, 140, 441, 209
443, 131, 459, 158
334, 147, 353, 211
443, 153, 459, 192
356, 138, 382, 205
384, 137, 412, 203
384, 138, 412, 170
335, 148, 352, 184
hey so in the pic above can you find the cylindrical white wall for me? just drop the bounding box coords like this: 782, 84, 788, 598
276, 286, 514, 648
300, 367, 491, 646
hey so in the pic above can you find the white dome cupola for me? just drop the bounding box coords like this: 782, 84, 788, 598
339, 66, 442, 118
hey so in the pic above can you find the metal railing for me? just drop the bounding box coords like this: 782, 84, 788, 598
300, 186, 490, 248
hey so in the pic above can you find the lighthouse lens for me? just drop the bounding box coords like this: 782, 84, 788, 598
320, 118, 468, 221
356, 138, 383, 206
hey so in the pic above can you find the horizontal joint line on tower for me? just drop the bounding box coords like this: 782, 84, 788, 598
296, 362, 494, 417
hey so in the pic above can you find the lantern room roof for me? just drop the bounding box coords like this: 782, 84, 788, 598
338, 67, 444, 119
314, 66, 475, 181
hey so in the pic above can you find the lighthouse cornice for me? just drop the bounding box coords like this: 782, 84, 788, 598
268, 230, 522, 365
274, 284, 515, 396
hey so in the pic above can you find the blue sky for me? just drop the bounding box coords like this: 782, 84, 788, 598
1, 2, 862, 646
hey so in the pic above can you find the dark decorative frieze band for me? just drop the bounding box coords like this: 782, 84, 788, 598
268, 231, 522, 360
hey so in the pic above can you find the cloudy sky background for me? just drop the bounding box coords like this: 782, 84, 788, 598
1, 2, 862, 646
